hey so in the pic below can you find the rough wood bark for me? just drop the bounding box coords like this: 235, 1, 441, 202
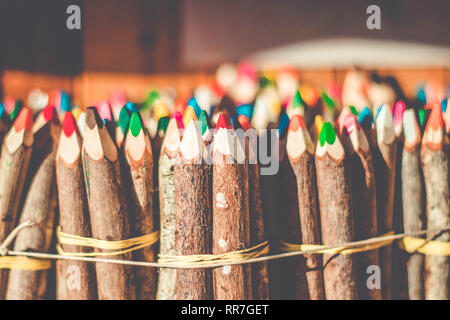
82, 107, 135, 300
316, 153, 358, 300
0, 109, 33, 299
6, 139, 57, 299
174, 164, 212, 299
402, 146, 425, 300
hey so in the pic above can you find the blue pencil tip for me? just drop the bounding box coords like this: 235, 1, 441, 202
358, 107, 373, 130
125, 102, 139, 113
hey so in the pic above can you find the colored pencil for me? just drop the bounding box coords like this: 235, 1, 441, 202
0, 108, 34, 298
156, 118, 181, 300
315, 122, 358, 299
286, 114, 325, 300
373, 104, 397, 299
6, 105, 60, 299
124, 112, 157, 299
82, 107, 135, 300
421, 104, 449, 300
174, 120, 212, 300
212, 113, 251, 299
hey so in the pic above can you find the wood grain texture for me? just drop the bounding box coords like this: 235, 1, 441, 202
421, 145, 449, 300
6, 138, 57, 299
401, 146, 425, 300
174, 164, 213, 300
56, 151, 97, 300
289, 152, 325, 300
315, 153, 358, 300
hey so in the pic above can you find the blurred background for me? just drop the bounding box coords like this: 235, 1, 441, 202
0, 0, 449, 104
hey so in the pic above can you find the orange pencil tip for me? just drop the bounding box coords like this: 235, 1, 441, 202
288, 114, 306, 132
13, 108, 33, 132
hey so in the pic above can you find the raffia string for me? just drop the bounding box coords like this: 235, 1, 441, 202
56, 226, 160, 257
158, 241, 270, 266
278, 231, 395, 254
401, 236, 450, 256
1, 222, 449, 269
0, 221, 51, 270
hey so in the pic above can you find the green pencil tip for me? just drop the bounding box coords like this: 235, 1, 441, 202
318, 122, 336, 147
198, 110, 210, 135
129, 112, 143, 137
418, 108, 425, 127
293, 90, 304, 109
118, 107, 131, 134
349, 105, 358, 115
321, 92, 336, 111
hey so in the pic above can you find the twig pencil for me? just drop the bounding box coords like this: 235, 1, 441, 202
401, 109, 425, 300
6, 105, 60, 300
174, 120, 212, 300
212, 113, 251, 300
374, 104, 397, 299
340, 113, 381, 300
124, 112, 157, 299
0, 108, 34, 298
286, 114, 324, 300
55, 112, 97, 300
421, 104, 449, 300
235, 115, 270, 300
157, 118, 181, 300
315, 122, 358, 300
278, 119, 310, 299
82, 107, 135, 300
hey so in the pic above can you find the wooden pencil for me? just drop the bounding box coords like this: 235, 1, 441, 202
286, 114, 325, 300
421, 104, 449, 300
235, 115, 270, 300
0, 108, 34, 299
212, 113, 251, 300
55, 112, 97, 300
174, 120, 212, 300
97, 101, 116, 142
340, 113, 381, 300
315, 122, 358, 300
373, 104, 397, 299
82, 107, 135, 300
123, 112, 157, 300
6, 105, 60, 300
156, 118, 181, 300
401, 109, 425, 300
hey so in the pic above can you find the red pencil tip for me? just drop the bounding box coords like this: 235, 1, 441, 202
171, 111, 184, 129
13, 108, 33, 132
42, 104, 56, 122
237, 115, 251, 131
215, 113, 233, 132
62, 111, 78, 137
288, 114, 306, 132
342, 113, 359, 136
425, 103, 444, 132
393, 100, 406, 125
97, 100, 112, 121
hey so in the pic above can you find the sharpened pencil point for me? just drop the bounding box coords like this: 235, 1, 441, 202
237, 115, 251, 131
171, 111, 184, 129
13, 108, 33, 132
62, 111, 78, 137
86, 107, 103, 129
118, 107, 131, 135
319, 122, 336, 147
42, 104, 56, 122
129, 112, 143, 137
358, 107, 373, 130
183, 106, 198, 127
157, 116, 170, 134
198, 110, 211, 135
288, 114, 306, 132
425, 103, 444, 132
215, 113, 233, 131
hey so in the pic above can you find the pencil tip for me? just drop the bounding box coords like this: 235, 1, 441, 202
425, 103, 444, 133
288, 114, 306, 132
13, 107, 33, 132
42, 104, 57, 122
342, 113, 359, 135
97, 101, 112, 122
157, 116, 170, 134
237, 115, 251, 131
393, 100, 406, 125
118, 106, 131, 134
62, 111, 78, 137
183, 106, 198, 127
318, 122, 336, 146
358, 107, 373, 129
129, 112, 143, 137
125, 102, 139, 113
215, 113, 233, 131
198, 110, 211, 135
171, 111, 184, 129
86, 106, 103, 129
